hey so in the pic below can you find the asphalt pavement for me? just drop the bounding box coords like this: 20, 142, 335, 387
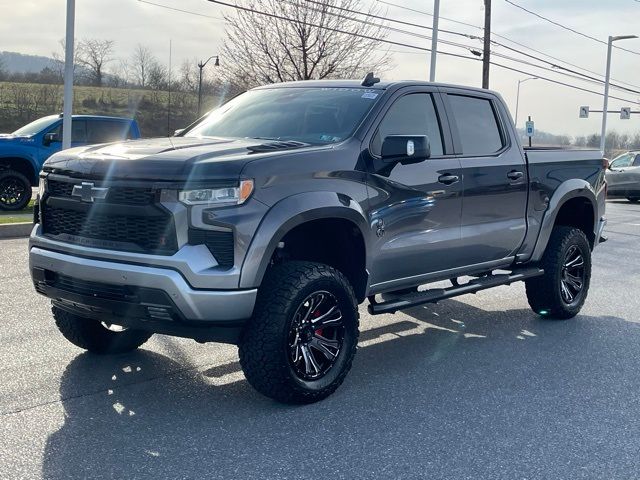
1, 200, 640, 480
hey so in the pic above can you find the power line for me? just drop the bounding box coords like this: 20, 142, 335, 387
376, 0, 640, 90
299, 0, 640, 95
137, 0, 223, 20
204, 0, 640, 105
504, 0, 640, 56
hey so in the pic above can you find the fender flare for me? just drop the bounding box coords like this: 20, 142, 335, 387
530, 178, 598, 262
239, 191, 371, 289
0, 155, 39, 184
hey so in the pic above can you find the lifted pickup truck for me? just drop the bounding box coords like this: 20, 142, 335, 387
0, 114, 140, 210
29, 77, 606, 403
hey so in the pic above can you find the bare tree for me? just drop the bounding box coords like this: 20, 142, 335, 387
77, 39, 115, 86
130, 44, 155, 88
52, 38, 83, 82
221, 0, 390, 86
147, 61, 169, 91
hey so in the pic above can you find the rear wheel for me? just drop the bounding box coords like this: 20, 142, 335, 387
53, 306, 152, 354
0, 170, 32, 211
239, 261, 359, 404
525, 226, 591, 319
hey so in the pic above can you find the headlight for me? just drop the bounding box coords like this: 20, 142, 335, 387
178, 179, 254, 206
38, 177, 46, 197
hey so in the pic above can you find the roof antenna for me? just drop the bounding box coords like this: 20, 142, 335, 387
361, 72, 380, 87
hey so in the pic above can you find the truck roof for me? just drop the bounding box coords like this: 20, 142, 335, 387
253, 79, 494, 95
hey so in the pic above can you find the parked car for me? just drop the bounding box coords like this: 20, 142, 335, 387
0, 114, 140, 210
606, 151, 640, 202
30, 76, 607, 403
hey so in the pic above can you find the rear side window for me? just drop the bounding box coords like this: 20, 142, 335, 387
371, 93, 444, 157
87, 120, 131, 143
448, 95, 504, 156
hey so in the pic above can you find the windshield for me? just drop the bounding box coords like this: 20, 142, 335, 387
12, 115, 59, 136
185, 87, 382, 145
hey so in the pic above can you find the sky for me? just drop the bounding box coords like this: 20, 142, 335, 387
0, 0, 639, 138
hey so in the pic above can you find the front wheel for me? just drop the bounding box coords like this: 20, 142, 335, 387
525, 226, 592, 319
239, 261, 359, 404
53, 306, 152, 354
0, 169, 32, 211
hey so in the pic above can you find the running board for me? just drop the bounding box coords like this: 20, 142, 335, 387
367, 267, 544, 315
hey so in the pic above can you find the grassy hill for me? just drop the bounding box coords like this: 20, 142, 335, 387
0, 81, 217, 137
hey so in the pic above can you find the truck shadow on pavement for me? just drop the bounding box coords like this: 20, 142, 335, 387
42, 301, 640, 479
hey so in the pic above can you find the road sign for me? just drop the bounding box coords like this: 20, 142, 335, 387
621, 107, 631, 119
525, 120, 535, 137
579, 106, 590, 118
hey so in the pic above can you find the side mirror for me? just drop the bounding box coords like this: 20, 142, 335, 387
173, 128, 185, 137
381, 135, 430, 165
43, 132, 60, 146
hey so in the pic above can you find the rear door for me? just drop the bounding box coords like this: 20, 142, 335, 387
441, 89, 528, 266
365, 87, 464, 291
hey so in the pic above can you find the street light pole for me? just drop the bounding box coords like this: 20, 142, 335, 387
197, 55, 220, 117
62, 0, 75, 150
429, 0, 440, 82
601, 35, 637, 154
514, 76, 537, 127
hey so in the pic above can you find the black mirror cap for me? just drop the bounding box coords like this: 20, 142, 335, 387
381, 135, 430, 164
43, 132, 59, 146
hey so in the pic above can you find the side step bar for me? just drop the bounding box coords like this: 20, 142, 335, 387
367, 267, 544, 315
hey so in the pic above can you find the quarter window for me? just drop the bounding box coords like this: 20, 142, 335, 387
371, 93, 444, 157
448, 95, 504, 156
87, 120, 131, 143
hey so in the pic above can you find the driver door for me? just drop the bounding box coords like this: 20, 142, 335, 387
365, 89, 463, 293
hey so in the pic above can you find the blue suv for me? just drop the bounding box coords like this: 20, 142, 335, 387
0, 114, 140, 210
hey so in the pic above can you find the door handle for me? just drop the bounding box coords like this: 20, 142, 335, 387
507, 170, 524, 181
438, 174, 459, 185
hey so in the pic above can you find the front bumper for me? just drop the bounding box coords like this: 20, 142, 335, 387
29, 244, 257, 341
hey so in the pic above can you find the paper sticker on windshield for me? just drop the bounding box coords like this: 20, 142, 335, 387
361, 92, 378, 99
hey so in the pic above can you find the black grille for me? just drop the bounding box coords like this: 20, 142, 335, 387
189, 229, 234, 268
42, 206, 177, 254
47, 179, 155, 205
53, 273, 133, 301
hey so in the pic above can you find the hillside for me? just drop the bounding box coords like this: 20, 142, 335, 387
0, 81, 221, 137
0, 51, 56, 74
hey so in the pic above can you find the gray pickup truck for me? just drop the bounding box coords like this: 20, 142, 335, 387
29, 76, 607, 403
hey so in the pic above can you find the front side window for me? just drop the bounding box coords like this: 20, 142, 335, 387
370, 93, 444, 157
611, 153, 634, 168
185, 87, 381, 145
48, 120, 87, 143
448, 94, 504, 156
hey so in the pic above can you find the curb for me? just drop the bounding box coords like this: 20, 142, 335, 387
0, 222, 33, 239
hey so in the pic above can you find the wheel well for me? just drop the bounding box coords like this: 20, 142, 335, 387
270, 218, 368, 302
554, 197, 595, 247
0, 158, 37, 186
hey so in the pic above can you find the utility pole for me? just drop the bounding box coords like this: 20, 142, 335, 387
429, 0, 440, 82
62, 0, 75, 150
482, 0, 491, 89
600, 35, 637, 154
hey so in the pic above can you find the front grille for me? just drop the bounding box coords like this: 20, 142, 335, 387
43, 206, 177, 254
47, 179, 155, 205
188, 229, 234, 268
42, 177, 177, 255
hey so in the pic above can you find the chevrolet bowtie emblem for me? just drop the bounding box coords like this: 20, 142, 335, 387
71, 182, 109, 203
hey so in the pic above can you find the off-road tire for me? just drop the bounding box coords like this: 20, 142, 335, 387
239, 261, 359, 404
53, 306, 152, 354
525, 226, 591, 319
0, 169, 32, 211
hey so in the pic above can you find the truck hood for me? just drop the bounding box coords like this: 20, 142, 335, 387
43, 136, 317, 182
